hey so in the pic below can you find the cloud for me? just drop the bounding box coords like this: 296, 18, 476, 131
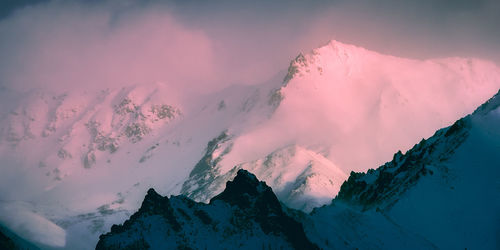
305, 0, 500, 61
0, 0, 498, 94
0, 2, 220, 93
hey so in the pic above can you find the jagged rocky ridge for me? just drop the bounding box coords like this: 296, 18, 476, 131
336, 117, 470, 210
336, 89, 500, 211
96, 170, 317, 250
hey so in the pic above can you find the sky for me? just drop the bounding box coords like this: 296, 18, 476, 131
0, 0, 499, 93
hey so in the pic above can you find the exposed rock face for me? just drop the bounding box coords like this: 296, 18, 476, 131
1, 85, 181, 172
96, 170, 317, 250
180, 131, 233, 202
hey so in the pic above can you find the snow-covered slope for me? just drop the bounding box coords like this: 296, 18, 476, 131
0, 81, 279, 249
305, 89, 500, 249
96, 170, 317, 250
235, 40, 500, 174
1, 40, 499, 249
182, 144, 347, 212
180, 40, 500, 212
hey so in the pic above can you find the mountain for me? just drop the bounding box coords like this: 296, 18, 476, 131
100, 89, 500, 249
304, 89, 500, 249
1, 40, 499, 249
96, 170, 317, 250
0, 82, 278, 249
180, 40, 500, 211
269, 40, 500, 173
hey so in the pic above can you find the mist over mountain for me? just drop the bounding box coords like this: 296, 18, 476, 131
0, 39, 499, 249
0, 1, 499, 249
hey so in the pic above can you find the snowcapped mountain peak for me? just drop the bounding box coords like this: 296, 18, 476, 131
271, 39, 500, 174
324, 39, 362, 51
315, 39, 370, 61
282, 39, 373, 84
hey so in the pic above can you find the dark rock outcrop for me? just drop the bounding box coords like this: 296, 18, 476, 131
97, 170, 317, 250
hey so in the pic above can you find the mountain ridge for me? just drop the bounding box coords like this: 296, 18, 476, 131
96, 169, 318, 250
305, 87, 500, 249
